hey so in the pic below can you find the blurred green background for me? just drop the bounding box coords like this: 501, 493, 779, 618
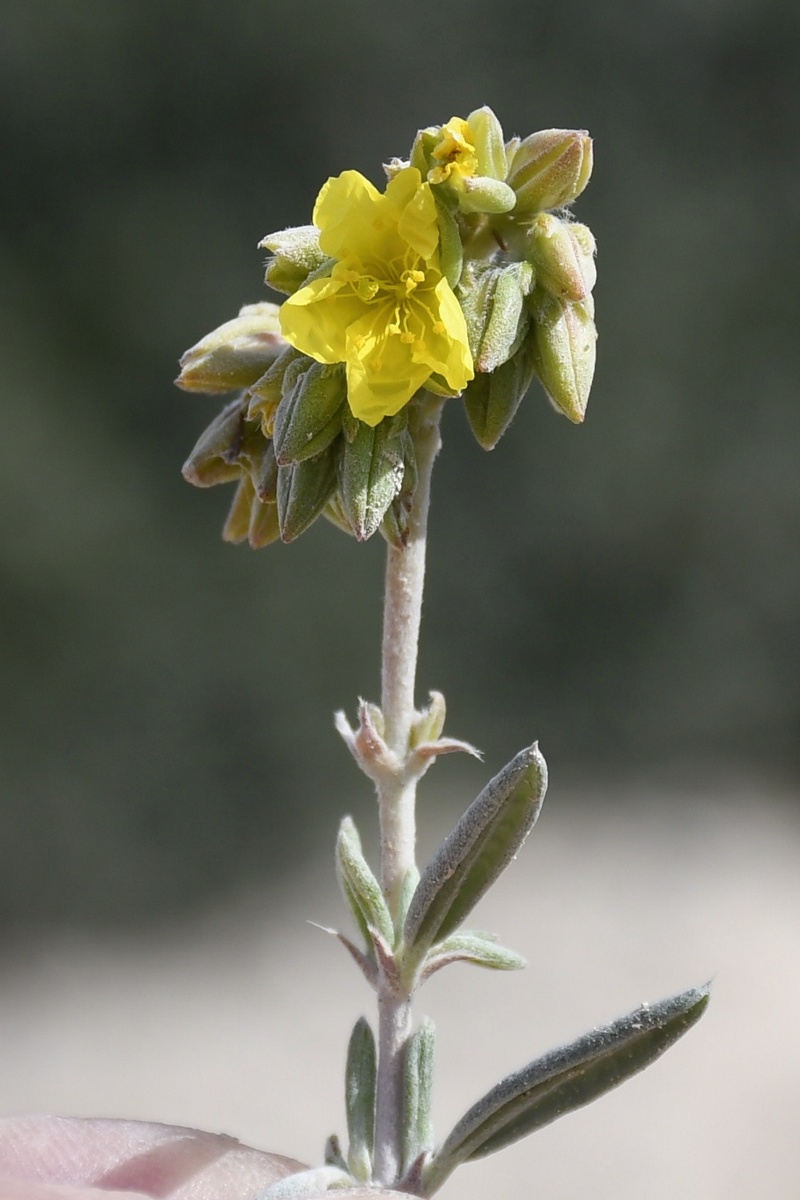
2, 0, 798, 930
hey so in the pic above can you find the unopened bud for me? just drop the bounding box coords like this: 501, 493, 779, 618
462, 336, 537, 449
339, 414, 407, 542
530, 295, 597, 423
272, 361, 346, 465
259, 225, 329, 296
528, 214, 597, 301
507, 129, 593, 214
221, 475, 281, 549
182, 397, 273, 491
175, 303, 286, 395
276, 443, 338, 542
459, 175, 517, 215
458, 261, 534, 374
465, 106, 508, 181
248, 345, 307, 434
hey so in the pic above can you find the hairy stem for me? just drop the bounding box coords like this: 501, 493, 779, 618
373, 397, 443, 1186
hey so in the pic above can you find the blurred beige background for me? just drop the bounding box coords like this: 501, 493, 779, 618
1, 782, 798, 1199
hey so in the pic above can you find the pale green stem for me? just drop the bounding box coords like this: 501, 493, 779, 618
373, 397, 443, 1186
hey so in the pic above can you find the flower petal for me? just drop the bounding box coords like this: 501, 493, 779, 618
279, 275, 363, 364
314, 171, 382, 262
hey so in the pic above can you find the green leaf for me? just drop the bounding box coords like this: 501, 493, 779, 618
423, 984, 710, 1195
421, 931, 526, 981
402, 1017, 436, 1176
335, 817, 395, 948
403, 744, 547, 960
345, 1017, 377, 1182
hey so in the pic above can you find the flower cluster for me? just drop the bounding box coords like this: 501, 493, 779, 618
176, 107, 596, 547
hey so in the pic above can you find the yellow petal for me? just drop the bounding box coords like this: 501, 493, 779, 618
345, 308, 429, 425
396, 179, 439, 262
314, 171, 382, 262
280, 275, 363, 364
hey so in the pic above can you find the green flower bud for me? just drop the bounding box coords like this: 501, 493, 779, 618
379, 426, 417, 548
527, 214, 597, 302
529, 294, 597, 423
458, 260, 534, 374
182, 396, 274, 492
247, 345, 307, 434
507, 129, 593, 215
458, 176, 517, 215
339, 413, 407, 542
272, 361, 346, 465
221, 475, 281, 550
466, 106, 508, 181
175, 302, 286, 395
432, 192, 463, 290
276, 443, 338, 542
259, 225, 329, 296
462, 337, 537, 450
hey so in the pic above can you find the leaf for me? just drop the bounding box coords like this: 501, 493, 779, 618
345, 1017, 376, 1182
403, 744, 547, 961
421, 931, 526, 981
423, 984, 710, 1195
401, 1017, 436, 1175
335, 817, 395, 948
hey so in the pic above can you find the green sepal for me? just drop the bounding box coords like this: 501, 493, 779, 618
529, 292, 597, 423
272, 361, 346, 465
221, 475, 281, 550
260, 224, 328, 296
345, 1016, 377, 1182
422, 931, 526, 980
401, 1017, 436, 1176
181, 397, 249, 488
462, 336, 537, 450
175, 302, 286, 394
466, 106, 508, 181
423, 985, 710, 1195
339, 413, 408, 542
403, 744, 547, 961
335, 816, 395, 948
458, 261, 533, 375
276, 443, 338, 542
248, 346, 307, 431
379, 425, 417, 548
431, 190, 463, 290
458, 176, 516, 216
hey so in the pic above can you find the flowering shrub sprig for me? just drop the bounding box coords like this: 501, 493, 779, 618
175, 108, 708, 1198
176, 107, 597, 545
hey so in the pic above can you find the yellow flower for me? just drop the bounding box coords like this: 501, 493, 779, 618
278, 167, 473, 426
428, 117, 479, 186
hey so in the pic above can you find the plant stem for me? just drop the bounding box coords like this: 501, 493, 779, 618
373, 396, 443, 1186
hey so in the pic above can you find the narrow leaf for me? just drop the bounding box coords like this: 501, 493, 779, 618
336, 817, 394, 947
402, 1017, 436, 1175
421, 931, 526, 981
345, 1017, 377, 1182
403, 744, 547, 959
424, 984, 710, 1194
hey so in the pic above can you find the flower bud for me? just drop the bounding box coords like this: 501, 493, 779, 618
529, 295, 597, 423
458, 176, 517, 215
507, 129, 593, 214
259, 225, 329, 296
247, 345, 307, 434
527, 214, 597, 302
277, 443, 338, 542
272, 361, 347, 465
465, 106, 508, 181
462, 337, 537, 449
175, 302, 286, 394
182, 396, 273, 491
458, 261, 534, 374
339, 414, 407, 542
221, 476, 280, 549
